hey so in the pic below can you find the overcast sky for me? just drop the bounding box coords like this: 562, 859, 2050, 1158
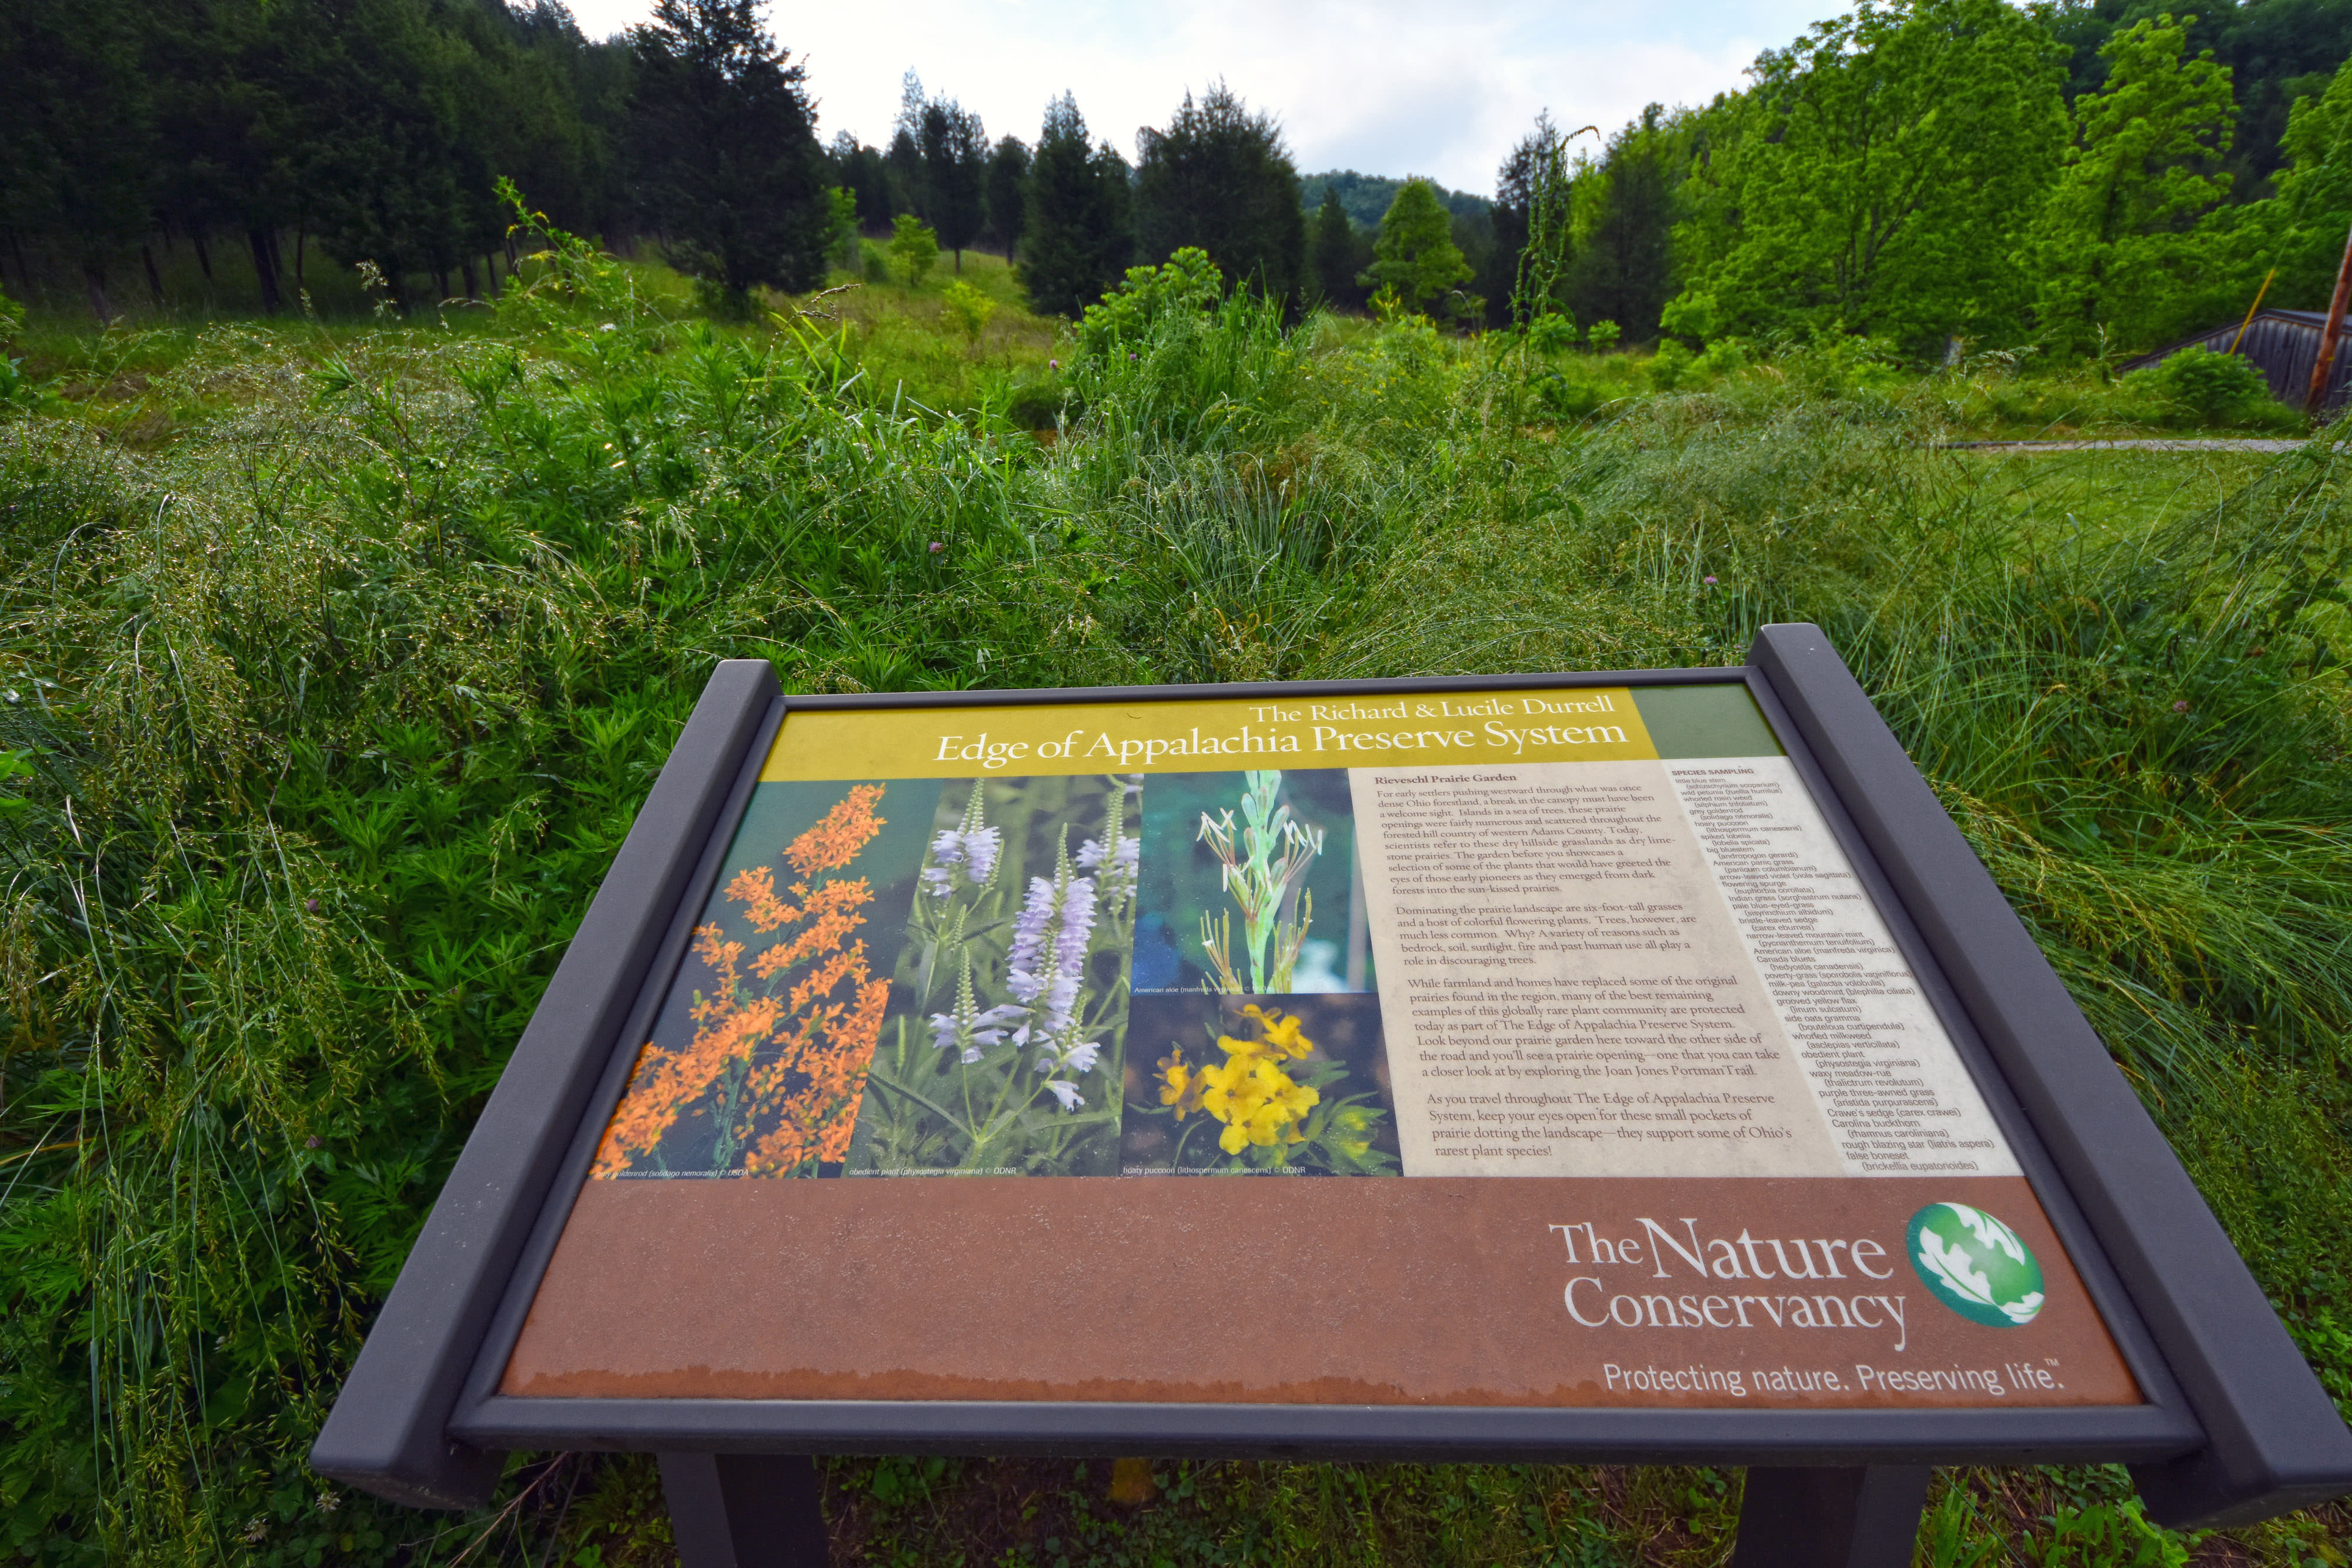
561, 0, 1834, 195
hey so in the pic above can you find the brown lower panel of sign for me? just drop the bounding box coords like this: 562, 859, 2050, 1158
501, 1176, 2139, 1410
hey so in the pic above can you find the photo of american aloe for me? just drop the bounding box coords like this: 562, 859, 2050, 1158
846, 774, 1141, 1175
1131, 770, 1368, 995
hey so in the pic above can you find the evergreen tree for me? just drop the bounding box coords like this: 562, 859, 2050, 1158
1364, 177, 1471, 316
985, 135, 1030, 255
1018, 93, 1132, 318
1676, 0, 2067, 349
888, 71, 927, 219
1308, 186, 1362, 307
831, 131, 894, 232
1134, 82, 1304, 300
2, 0, 156, 320
627, 0, 828, 299
2029, 16, 2236, 356
1567, 106, 1677, 343
918, 95, 988, 270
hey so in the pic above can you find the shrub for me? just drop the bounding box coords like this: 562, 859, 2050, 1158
1078, 246, 1224, 362
888, 214, 939, 289
1648, 338, 1696, 390
1588, 319, 1622, 352
1660, 290, 1718, 343
941, 279, 995, 342
1528, 311, 1577, 355
2123, 345, 2284, 427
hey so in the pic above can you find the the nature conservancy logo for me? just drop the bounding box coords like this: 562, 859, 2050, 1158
1907, 1203, 2046, 1327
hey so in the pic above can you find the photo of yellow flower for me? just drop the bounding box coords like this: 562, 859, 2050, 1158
1121, 994, 1399, 1175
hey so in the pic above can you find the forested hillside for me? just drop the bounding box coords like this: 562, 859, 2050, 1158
14, 0, 2352, 356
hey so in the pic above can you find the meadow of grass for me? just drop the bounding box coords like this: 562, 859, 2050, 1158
2, 228, 2349, 1567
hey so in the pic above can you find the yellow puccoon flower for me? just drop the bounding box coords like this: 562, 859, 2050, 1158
1190, 1009, 1321, 1156
1157, 1049, 1203, 1118
1241, 1004, 1313, 1060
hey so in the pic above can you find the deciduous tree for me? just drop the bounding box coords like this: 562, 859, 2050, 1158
2030, 16, 2237, 357
1676, 0, 2068, 350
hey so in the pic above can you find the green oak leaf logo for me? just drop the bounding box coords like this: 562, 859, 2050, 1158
1906, 1202, 2046, 1328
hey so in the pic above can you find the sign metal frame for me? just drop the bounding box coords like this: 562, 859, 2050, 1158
310, 626, 2352, 1539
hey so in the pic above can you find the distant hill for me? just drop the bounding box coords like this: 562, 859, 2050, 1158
1299, 171, 1491, 230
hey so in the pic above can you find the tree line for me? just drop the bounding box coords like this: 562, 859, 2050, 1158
9, 0, 2352, 356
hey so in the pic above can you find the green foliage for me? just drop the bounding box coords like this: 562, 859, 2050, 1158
984, 133, 1030, 254
888, 212, 939, 289
939, 278, 994, 340
902, 81, 988, 264
1077, 248, 1225, 365
1566, 105, 1679, 343
1528, 311, 1578, 354
2122, 345, 2283, 426
1503, 111, 1578, 331
1306, 186, 1362, 309
1659, 290, 1716, 343
2251, 52, 2352, 314
2031, 16, 2238, 357
1135, 83, 1306, 302
1365, 177, 1473, 318
1679, 0, 2069, 351
1587, 319, 1621, 352
825, 185, 858, 266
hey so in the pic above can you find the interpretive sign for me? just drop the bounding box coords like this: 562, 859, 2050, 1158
313, 628, 2352, 1567
509, 683, 2123, 1415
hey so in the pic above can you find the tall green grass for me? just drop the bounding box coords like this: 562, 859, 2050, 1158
2, 238, 2347, 1564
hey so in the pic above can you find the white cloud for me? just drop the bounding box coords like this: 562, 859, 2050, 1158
563, 0, 1829, 193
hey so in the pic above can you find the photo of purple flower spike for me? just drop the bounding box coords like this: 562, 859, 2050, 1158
921, 788, 1001, 900
851, 774, 1143, 1175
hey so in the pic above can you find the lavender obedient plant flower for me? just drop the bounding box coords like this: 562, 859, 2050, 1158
923, 788, 1003, 899
1004, 831, 1102, 1107
927, 952, 1030, 1064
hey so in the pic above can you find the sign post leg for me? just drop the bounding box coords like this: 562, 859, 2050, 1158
657, 1452, 828, 1568
1729, 1466, 1932, 1568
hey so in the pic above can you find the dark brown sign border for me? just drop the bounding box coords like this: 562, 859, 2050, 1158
309, 627, 2352, 1532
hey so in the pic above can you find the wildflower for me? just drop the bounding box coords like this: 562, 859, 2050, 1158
1702, 575, 1718, 586
304, 898, 319, 912
928, 953, 1027, 1063
1007, 831, 1103, 1086
923, 789, 1002, 898
305, 1135, 320, 1149
1194, 1008, 1319, 1155
593, 783, 891, 1179
2173, 700, 2190, 713
1044, 1079, 1085, 1111
928, 540, 944, 553
1158, 1048, 1201, 1116
1197, 773, 1323, 992
1049, 358, 1059, 370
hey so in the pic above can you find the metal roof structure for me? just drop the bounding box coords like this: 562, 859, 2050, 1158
2120, 308, 2352, 409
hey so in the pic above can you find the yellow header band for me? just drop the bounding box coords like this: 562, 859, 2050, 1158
760, 688, 1656, 781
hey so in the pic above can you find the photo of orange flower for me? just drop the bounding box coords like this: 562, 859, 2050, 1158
592, 780, 936, 1179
